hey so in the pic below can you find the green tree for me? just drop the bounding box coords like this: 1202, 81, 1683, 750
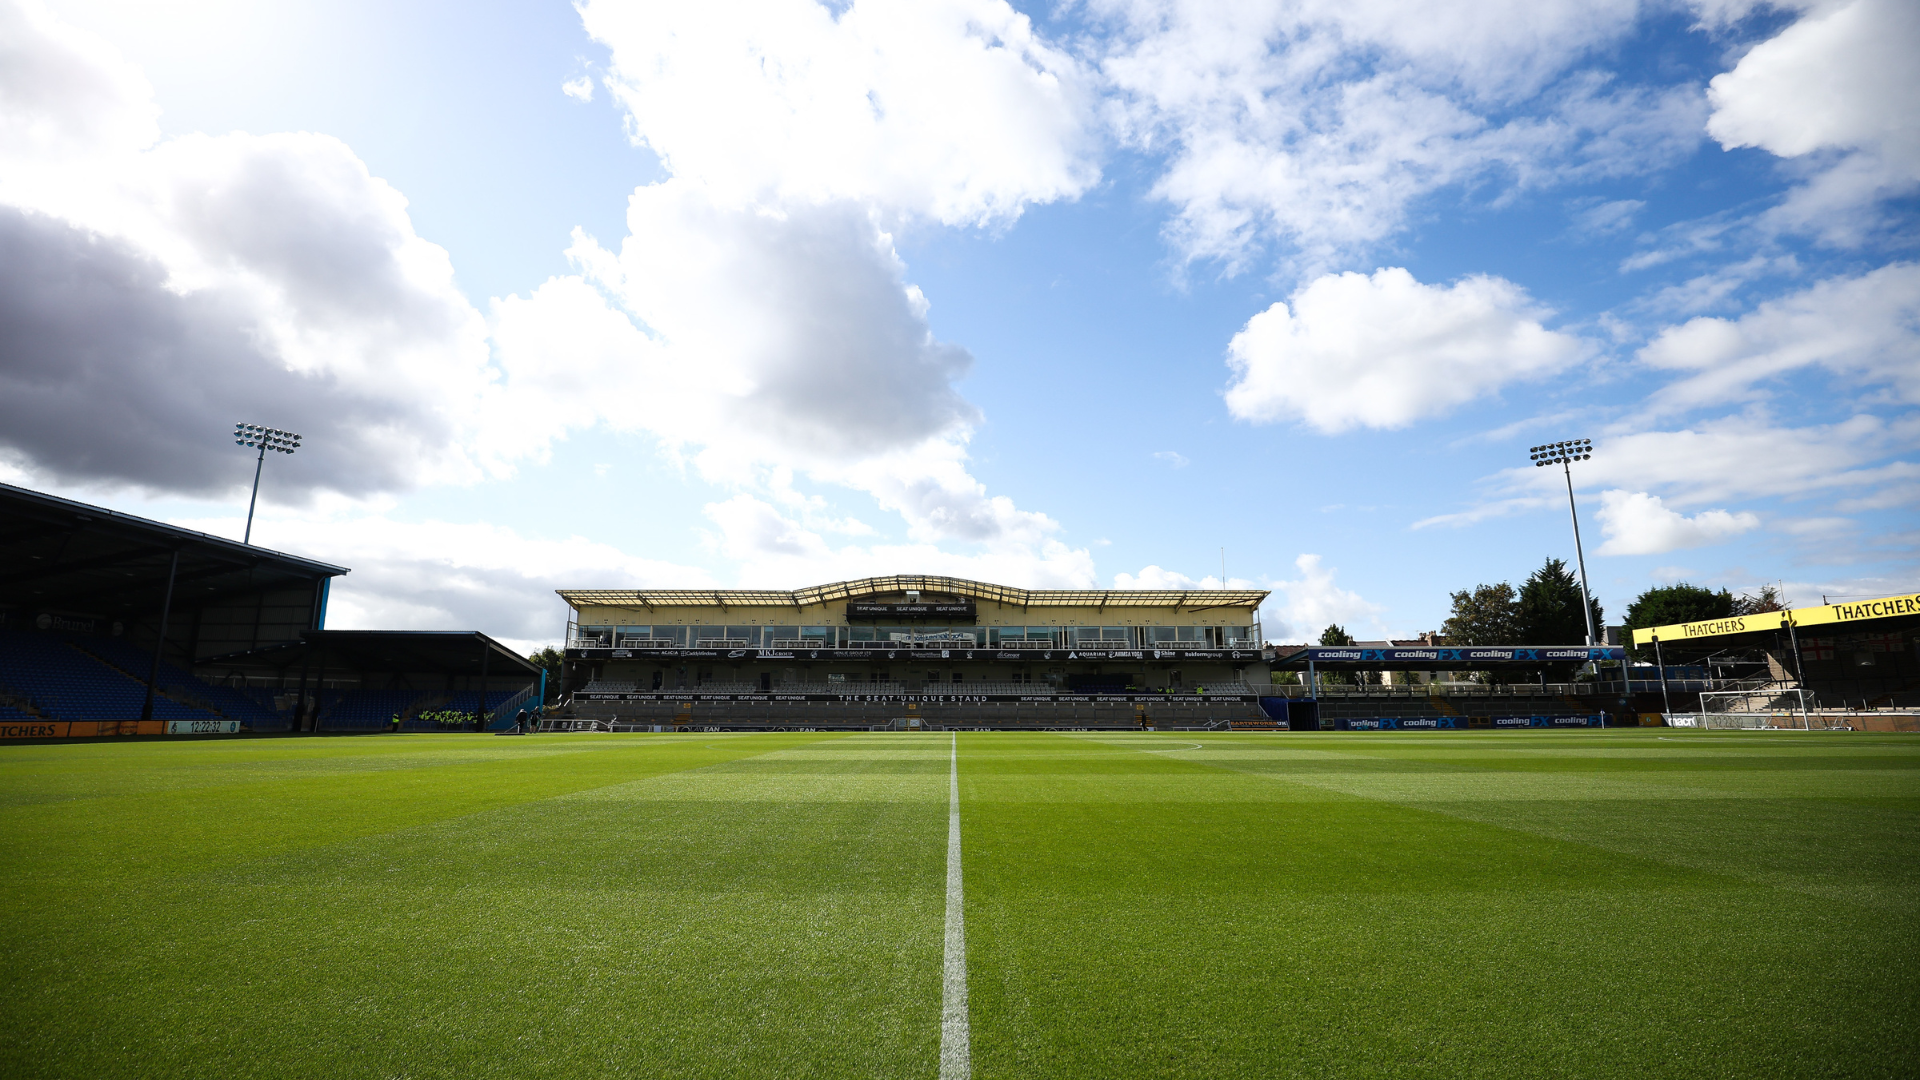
1440, 583, 1520, 645
527, 646, 565, 703
1624, 583, 1733, 633
1516, 557, 1604, 644
1317, 624, 1355, 684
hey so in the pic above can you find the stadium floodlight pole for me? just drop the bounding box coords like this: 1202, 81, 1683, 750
233, 423, 301, 544
1529, 440, 1598, 649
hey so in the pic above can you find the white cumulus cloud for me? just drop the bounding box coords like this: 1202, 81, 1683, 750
1637, 263, 1920, 407
493, 181, 1068, 550
1417, 412, 1920, 537
1224, 267, 1588, 434
486, 0, 1101, 562
580, 0, 1098, 225
1706, 0, 1920, 242
1112, 565, 1250, 589
168, 506, 714, 653
702, 493, 1096, 588
0, 3, 496, 503
1595, 489, 1760, 555
1578, 414, 1920, 508
1264, 553, 1386, 641
1113, 555, 1377, 642
1095, 0, 1703, 273
0, 1, 1087, 576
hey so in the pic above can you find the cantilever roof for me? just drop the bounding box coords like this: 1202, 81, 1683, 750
559, 574, 1268, 610
1, 481, 347, 618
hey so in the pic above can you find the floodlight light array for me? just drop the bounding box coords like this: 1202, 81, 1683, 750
234, 423, 301, 454
1528, 435, 1600, 648
1529, 439, 1590, 466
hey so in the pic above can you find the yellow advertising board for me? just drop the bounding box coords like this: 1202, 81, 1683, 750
0, 720, 69, 739
0, 720, 171, 739
1632, 591, 1920, 646
1787, 592, 1920, 629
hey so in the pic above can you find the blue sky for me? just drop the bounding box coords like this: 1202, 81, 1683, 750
2, 0, 1914, 652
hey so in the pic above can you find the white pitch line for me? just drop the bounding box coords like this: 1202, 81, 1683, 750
941, 732, 970, 1080
1143, 741, 1205, 753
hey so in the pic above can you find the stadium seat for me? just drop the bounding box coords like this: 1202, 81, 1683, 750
69, 636, 280, 727
0, 631, 215, 721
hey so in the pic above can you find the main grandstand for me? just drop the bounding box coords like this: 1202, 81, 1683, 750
555, 576, 1273, 730
0, 482, 539, 736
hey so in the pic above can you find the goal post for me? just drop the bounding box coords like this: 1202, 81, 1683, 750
1696, 687, 1809, 729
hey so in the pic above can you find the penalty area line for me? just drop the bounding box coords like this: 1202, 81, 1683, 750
941, 732, 970, 1080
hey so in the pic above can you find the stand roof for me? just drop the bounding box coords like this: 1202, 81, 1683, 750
559, 575, 1267, 611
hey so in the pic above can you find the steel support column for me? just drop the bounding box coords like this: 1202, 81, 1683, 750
139, 549, 180, 724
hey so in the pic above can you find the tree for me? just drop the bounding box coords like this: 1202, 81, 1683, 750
527, 646, 565, 703
1624, 584, 1733, 634
1516, 557, 1604, 644
1317, 624, 1355, 684
1440, 583, 1520, 645
1622, 583, 1734, 660
1731, 584, 1788, 615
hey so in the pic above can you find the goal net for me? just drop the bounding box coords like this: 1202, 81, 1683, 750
1693, 687, 1809, 729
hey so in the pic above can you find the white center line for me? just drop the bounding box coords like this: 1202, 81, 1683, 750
941, 732, 971, 1080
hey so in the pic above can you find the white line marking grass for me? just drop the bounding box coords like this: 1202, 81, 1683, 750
941, 732, 970, 1080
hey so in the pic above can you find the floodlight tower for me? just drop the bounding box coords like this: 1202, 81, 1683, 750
1529, 439, 1598, 647
234, 423, 301, 544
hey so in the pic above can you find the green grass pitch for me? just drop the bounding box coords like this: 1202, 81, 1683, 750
1, 730, 1915, 1078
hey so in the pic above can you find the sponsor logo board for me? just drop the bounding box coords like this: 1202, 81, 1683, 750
166, 720, 243, 735
1296, 646, 1625, 665
1634, 591, 1920, 647
846, 601, 976, 619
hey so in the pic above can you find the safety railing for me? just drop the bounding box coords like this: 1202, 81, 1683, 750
492, 682, 540, 728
